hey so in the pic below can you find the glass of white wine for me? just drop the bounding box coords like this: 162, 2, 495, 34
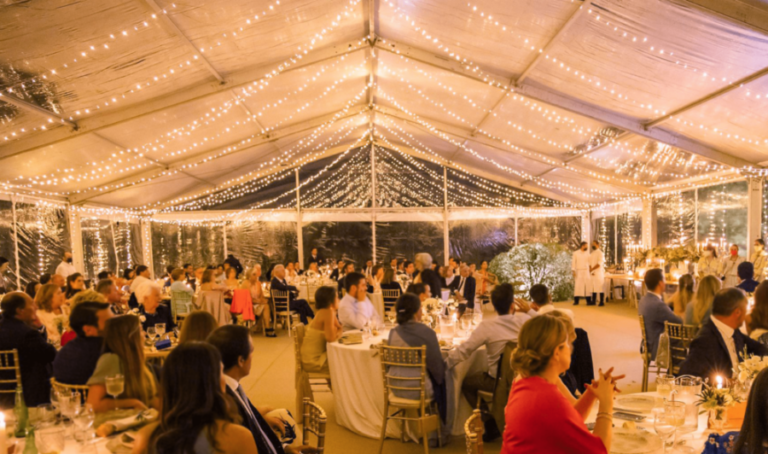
656, 374, 675, 401
106, 374, 125, 400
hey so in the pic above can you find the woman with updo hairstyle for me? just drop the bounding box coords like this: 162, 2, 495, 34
501, 316, 616, 454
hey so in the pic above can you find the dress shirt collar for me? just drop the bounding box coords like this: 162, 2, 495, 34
647, 291, 663, 300
711, 315, 735, 341
224, 374, 241, 393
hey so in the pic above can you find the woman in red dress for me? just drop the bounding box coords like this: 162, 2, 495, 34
501, 315, 615, 454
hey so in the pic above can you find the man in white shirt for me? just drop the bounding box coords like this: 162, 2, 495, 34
338, 272, 382, 331
571, 242, 592, 306
528, 283, 575, 323
129, 265, 152, 293
55, 252, 77, 279
447, 283, 536, 413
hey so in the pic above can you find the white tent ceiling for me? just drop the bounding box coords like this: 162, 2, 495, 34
2, 0, 768, 213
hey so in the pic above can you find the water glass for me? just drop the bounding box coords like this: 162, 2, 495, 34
73, 404, 95, 443
653, 408, 677, 453
656, 374, 675, 401
155, 323, 166, 338
106, 374, 125, 399
147, 326, 157, 340
35, 425, 66, 454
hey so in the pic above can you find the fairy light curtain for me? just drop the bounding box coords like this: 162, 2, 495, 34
0, 200, 18, 290
80, 218, 118, 280
114, 221, 143, 273
375, 222, 445, 265
762, 179, 768, 241
302, 222, 372, 267
521, 217, 583, 253
15, 201, 70, 287
696, 181, 748, 253
656, 191, 695, 248
227, 221, 298, 274
299, 147, 372, 209
617, 210, 642, 264
150, 223, 224, 276
448, 219, 516, 266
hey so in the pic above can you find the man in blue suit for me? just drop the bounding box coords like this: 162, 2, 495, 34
450, 265, 476, 316
679, 288, 768, 381
638, 268, 681, 361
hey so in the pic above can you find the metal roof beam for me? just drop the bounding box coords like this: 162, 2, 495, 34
0, 92, 78, 130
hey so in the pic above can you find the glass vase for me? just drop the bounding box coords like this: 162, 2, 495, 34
708, 406, 728, 432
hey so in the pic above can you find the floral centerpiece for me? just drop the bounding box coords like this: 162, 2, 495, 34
421, 298, 442, 329
697, 378, 743, 432
734, 350, 768, 391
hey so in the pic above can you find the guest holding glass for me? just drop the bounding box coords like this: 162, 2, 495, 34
35, 283, 68, 348
684, 274, 720, 327
178, 311, 218, 344
136, 281, 176, 332
501, 316, 616, 454
87, 315, 159, 414
338, 272, 381, 331
301, 287, 341, 374
132, 342, 258, 454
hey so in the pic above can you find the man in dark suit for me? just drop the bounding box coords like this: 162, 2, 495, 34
270, 265, 314, 324
208, 325, 318, 454
0, 292, 57, 407
679, 288, 768, 381
638, 268, 681, 361
307, 248, 323, 268
53, 302, 112, 385
449, 265, 476, 316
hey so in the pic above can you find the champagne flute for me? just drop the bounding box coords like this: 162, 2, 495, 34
106, 374, 125, 400
653, 408, 676, 453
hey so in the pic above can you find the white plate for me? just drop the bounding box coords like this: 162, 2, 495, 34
610, 428, 663, 454
616, 395, 657, 414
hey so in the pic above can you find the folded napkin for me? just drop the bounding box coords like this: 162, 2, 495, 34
96, 409, 159, 438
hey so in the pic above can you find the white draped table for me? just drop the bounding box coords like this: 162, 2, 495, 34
327, 329, 487, 439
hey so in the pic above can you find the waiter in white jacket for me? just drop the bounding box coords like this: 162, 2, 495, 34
572, 241, 592, 306
589, 240, 606, 307
751, 239, 767, 282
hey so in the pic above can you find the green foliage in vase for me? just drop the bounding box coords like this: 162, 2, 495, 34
489, 243, 574, 302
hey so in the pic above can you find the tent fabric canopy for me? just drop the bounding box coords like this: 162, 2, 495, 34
2, 0, 768, 214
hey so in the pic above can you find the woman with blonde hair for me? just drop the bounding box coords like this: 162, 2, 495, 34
35, 283, 68, 348
178, 311, 218, 344
501, 316, 615, 454
685, 274, 721, 327
87, 315, 158, 414
668, 274, 694, 319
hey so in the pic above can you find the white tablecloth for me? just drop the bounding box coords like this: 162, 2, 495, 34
15, 436, 110, 453
327, 329, 487, 439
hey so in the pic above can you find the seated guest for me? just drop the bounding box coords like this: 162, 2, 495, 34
737, 261, 760, 294
301, 287, 341, 374
24, 281, 39, 299
224, 267, 240, 292
294, 261, 304, 276
96, 278, 126, 314
684, 274, 720, 327
403, 260, 415, 279
329, 260, 344, 281
50, 273, 66, 289
169, 268, 194, 296
87, 315, 158, 413
96, 270, 111, 283
53, 302, 112, 385
214, 264, 227, 286
178, 311, 218, 344
0, 293, 57, 407
270, 265, 314, 325
306, 262, 320, 276
748, 281, 768, 346
64, 272, 85, 299
406, 283, 431, 305
35, 283, 68, 348
363, 260, 374, 277
529, 283, 575, 322
39, 273, 52, 285
338, 262, 355, 290
132, 342, 259, 454
118, 268, 134, 292
380, 267, 401, 291
0, 257, 10, 293
200, 269, 227, 292
389, 258, 399, 271
367, 265, 384, 293
501, 316, 615, 454
414, 253, 443, 299
639, 269, 681, 361
182, 263, 194, 282
162, 265, 175, 289
242, 265, 274, 337
285, 262, 300, 286
397, 260, 406, 275
130, 265, 151, 293
338, 272, 381, 331
439, 265, 456, 288
733, 367, 768, 454
679, 288, 768, 381
668, 274, 694, 319
388, 293, 449, 436
208, 325, 315, 454
449, 265, 476, 315
136, 281, 176, 332
448, 283, 536, 438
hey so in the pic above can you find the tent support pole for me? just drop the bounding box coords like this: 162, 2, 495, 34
296, 169, 304, 267
67, 206, 85, 280
223, 223, 228, 259
140, 220, 154, 278
642, 198, 657, 249
371, 143, 377, 264
443, 166, 449, 263
514, 216, 519, 246
11, 195, 20, 290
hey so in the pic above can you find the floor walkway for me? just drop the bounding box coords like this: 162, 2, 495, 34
240, 298, 643, 453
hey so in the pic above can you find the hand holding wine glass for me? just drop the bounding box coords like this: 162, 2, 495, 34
106, 374, 125, 400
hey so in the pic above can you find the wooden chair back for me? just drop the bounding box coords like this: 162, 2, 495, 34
639, 315, 650, 360
664, 321, 698, 374
0, 350, 20, 395
50, 378, 89, 402
170, 290, 193, 319
464, 409, 484, 454
379, 344, 428, 412
382, 289, 401, 311
303, 398, 327, 453
271, 290, 290, 312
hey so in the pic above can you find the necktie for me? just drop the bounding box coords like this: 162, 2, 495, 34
733, 331, 743, 362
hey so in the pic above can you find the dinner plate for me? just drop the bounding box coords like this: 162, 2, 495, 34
610, 428, 662, 454
616, 395, 657, 414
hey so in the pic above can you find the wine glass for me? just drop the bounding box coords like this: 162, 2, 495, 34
155, 323, 166, 339
653, 408, 677, 453
73, 404, 95, 443
49, 389, 60, 418
656, 374, 675, 402
106, 374, 125, 400
386, 311, 396, 325
146, 326, 157, 341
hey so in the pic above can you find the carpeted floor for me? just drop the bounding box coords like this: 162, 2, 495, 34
239, 298, 644, 453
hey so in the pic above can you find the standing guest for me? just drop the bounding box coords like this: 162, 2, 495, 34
639, 269, 681, 361
733, 367, 768, 454
136, 281, 176, 332
367, 265, 384, 293
169, 268, 194, 296
747, 281, 768, 346
449, 265, 476, 315
242, 265, 274, 337
737, 262, 760, 294
96, 279, 127, 314
388, 293, 449, 436
178, 311, 218, 344
698, 244, 722, 280
224, 254, 244, 276
55, 251, 77, 279
65, 272, 85, 299
751, 239, 767, 282
722, 244, 745, 288
24, 281, 40, 299
447, 284, 536, 439
308, 247, 323, 267
0, 257, 11, 293
572, 242, 592, 306
528, 283, 575, 322
684, 275, 721, 327
589, 241, 606, 307
668, 274, 694, 319
130, 265, 151, 293
207, 326, 316, 454
679, 288, 768, 381
363, 260, 374, 277
35, 283, 68, 348
53, 302, 112, 385
501, 316, 616, 454
301, 287, 342, 374
87, 315, 158, 413
414, 253, 443, 299
338, 272, 381, 331
270, 265, 314, 325
0, 292, 57, 407
132, 342, 258, 454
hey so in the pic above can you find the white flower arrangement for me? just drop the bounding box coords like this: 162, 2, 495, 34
422, 298, 440, 314
130, 308, 147, 323
735, 350, 768, 384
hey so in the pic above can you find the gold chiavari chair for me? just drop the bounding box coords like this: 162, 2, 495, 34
464, 409, 484, 454
302, 397, 327, 453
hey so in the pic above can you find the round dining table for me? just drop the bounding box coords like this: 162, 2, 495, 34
327, 327, 487, 439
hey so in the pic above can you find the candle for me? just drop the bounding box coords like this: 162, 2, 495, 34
716, 375, 723, 389
0, 412, 7, 454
